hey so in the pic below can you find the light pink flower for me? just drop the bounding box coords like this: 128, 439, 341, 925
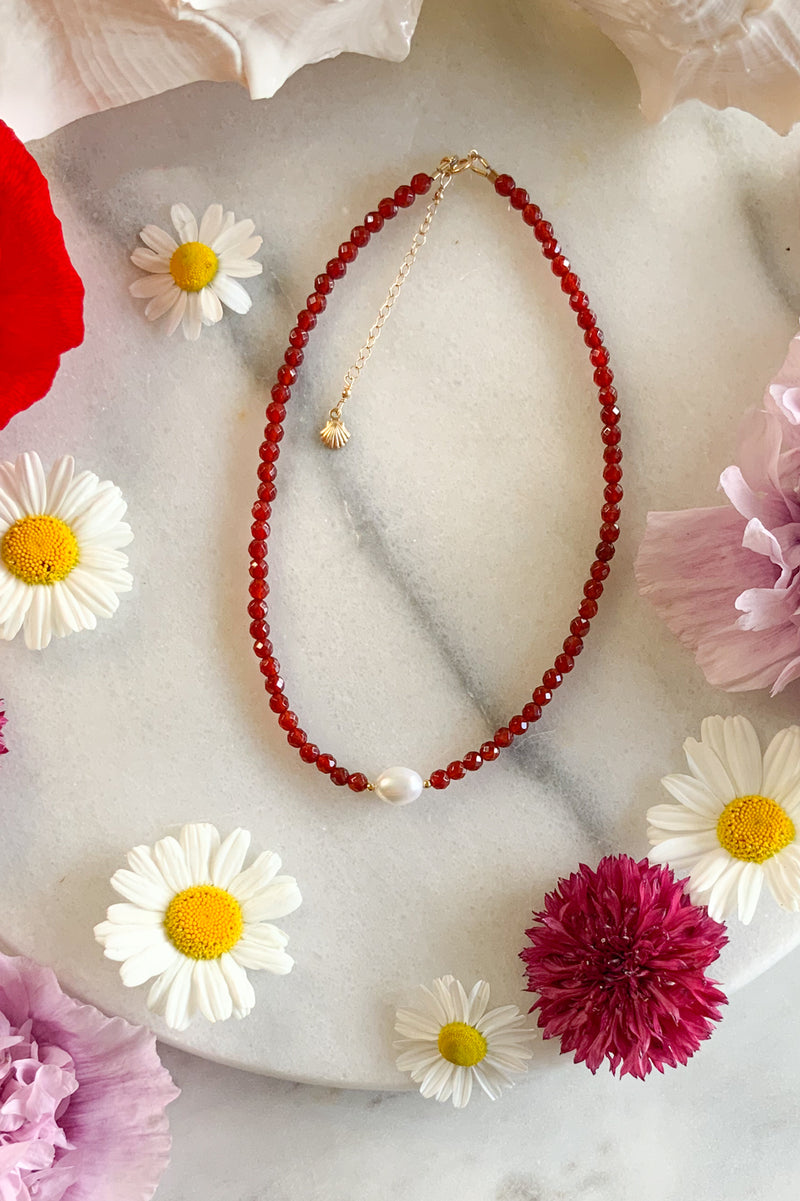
0, 953, 178, 1201
637, 328, 800, 694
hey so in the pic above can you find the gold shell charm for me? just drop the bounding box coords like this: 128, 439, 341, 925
320, 408, 350, 450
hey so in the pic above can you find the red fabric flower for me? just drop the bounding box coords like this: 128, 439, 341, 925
520, 854, 728, 1079
0, 121, 84, 429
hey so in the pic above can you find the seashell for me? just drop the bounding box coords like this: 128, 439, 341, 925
320, 411, 351, 449
1, 0, 424, 142
571, 0, 800, 135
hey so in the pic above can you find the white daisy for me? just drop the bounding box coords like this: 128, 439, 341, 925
648, 715, 800, 924
95, 822, 301, 1030
394, 975, 536, 1108
0, 451, 133, 650
130, 203, 263, 340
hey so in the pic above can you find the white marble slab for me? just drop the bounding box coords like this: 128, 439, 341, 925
3, 0, 800, 1091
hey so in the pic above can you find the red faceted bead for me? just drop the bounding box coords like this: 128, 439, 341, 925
364, 211, 384, 233
563, 635, 584, 657
594, 366, 614, 388
251, 520, 269, 540
255, 487, 273, 508
269, 694, 289, 713
287, 728, 307, 748
249, 539, 267, 560
543, 668, 562, 689
533, 220, 553, 243
602, 502, 621, 523
521, 702, 542, 723
447, 760, 466, 780
522, 203, 542, 226
533, 686, 552, 707
247, 599, 266, 620
338, 242, 357, 263
260, 656, 280, 678
297, 310, 316, 331
602, 425, 621, 446
584, 326, 604, 348
378, 197, 398, 220
249, 580, 269, 600
256, 476, 276, 500
285, 347, 304, 368
579, 598, 598, 619
327, 258, 346, 280
596, 541, 616, 562
271, 383, 291, 404
307, 292, 326, 315
540, 238, 559, 258
289, 327, 308, 348
551, 255, 570, 278
591, 560, 611, 581
411, 173, 432, 195
299, 743, 319, 764
601, 405, 621, 426
316, 754, 336, 774
264, 675, 284, 695
265, 423, 284, 444
604, 463, 623, 485
494, 727, 514, 748
554, 652, 574, 674
577, 309, 596, 330
253, 639, 273, 658
277, 365, 296, 386
348, 772, 369, 792
429, 769, 450, 790
278, 710, 299, 730
494, 173, 515, 197
604, 445, 623, 464
561, 272, 580, 294
571, 616, 591, 637
330, 766, 349, 786
584, 579, 604, 600
463, 751, 483, 771
394, 185, 415, 208
315, 273, 333, 295
350, 226, 370, 248
266, 401, 286, 424
598, 386, 617, 406
604, 482, 623, 504
250, 619, 269, 641
591, 347, 610, 368
252, 500, 271, 521
569, 291, 589, 311
509, 715, 528, 736
510, 186, 529, 210
480, 741, 500, 761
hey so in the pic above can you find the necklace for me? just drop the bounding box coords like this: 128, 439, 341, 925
248, 151, 621, 805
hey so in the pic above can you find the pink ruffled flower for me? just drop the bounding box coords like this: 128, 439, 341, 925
520, 855, 727, 1079
637, 329, 800, 694
0, 702, 6, 755
0, 953, 178, 1201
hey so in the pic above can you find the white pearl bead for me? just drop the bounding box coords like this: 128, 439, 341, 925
374, 766, 423, 806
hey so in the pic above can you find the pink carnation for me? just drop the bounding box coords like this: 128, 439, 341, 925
520, 855, 727, 1079
0, 953, 178, 1201
637, 328, 800, 694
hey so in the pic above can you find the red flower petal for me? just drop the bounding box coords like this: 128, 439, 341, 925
0, 121, 84, 429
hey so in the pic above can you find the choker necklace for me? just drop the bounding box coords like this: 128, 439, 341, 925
248, 151, 621, 805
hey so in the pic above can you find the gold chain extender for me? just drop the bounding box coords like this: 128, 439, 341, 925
319, 151, 496, 449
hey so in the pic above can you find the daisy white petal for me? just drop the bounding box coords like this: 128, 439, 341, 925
23, 586, 52, 650
164, 290, 187, 337
218, 953, 256, 1017
216, 257, 263, 279
763, 726, 800, 802
685, 848, 730, 895
647, 804, 713, 833
736, 862, 764, 924
200, 285, 223, 325
229, 850, 281, 901
240, 877, 302, 923
129, 274, 174, 300
219, 234, 262, 263
192, 960, 234, 1023
139, 224, 178, 256
110, 868, 171, 911
683, 733, 736, 803
147, 957, 185, 1018
198, 203, 224, 246
706, 860, 745, 921
16, 452, 47, 514
145, 284, 182, 322
0, 582, 31, 641
211, 828, 251, 888
44, 455, 75, 515
131, 247, 171, 273
152, 836, 192, 894
719, 715, 763, 797
209, 273, 252, 314
660, 773, 723, 818
164, 960, 195, 1031
119, 940, 178, 988
467, 980, 491, 1026
179, 822, 220, 882
230, 933, 293, 974
211, 217, 255, 255
105, 903, 164, 927
170, 203, 198, 243
182, 291, 203, 341
646, 831, 720, 865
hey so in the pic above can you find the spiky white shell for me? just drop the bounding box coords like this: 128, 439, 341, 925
1, 0, 423, 141
573, 0, 800, 134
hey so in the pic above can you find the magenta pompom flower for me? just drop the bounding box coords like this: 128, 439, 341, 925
0, 700, 6, 755
0, 952, 178, 1200
520, 855, 727, 1079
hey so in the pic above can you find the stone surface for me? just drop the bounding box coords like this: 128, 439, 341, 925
2, 0, 800, 1094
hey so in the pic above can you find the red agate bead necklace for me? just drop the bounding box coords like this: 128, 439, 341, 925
249, 151, 621, 805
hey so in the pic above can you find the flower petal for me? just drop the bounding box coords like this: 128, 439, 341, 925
762, 726, 800, 803
164, 290, 187, 337
152, 836, 192, 894
180, 823, 220, 883
198, 203, 224, 246
211, 828, 251, 889
218, 953, 256, 1017
131, 247, 171, 273
683, 730, 736, 804
192, 959, 233, 1023
139, 224, 178, 256
209, 273, 251, 314
170, 204, 198, 244
230, 932, 293, 974
240, 877, 301, 923
736, 861, 764, 924
211, 217, 255, 255
163, 958, 195, 1030
182, 291, 203, 341
229, 850, 281, 902
119, 939, 179, 988
130, 274, 175, 299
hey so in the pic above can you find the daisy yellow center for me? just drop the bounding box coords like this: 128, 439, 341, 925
163, 885, 243, 959
1, 514, 79, 585
716, 794, 795, 863
169, 241, 218, 292
437, 1021, 488, 1067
